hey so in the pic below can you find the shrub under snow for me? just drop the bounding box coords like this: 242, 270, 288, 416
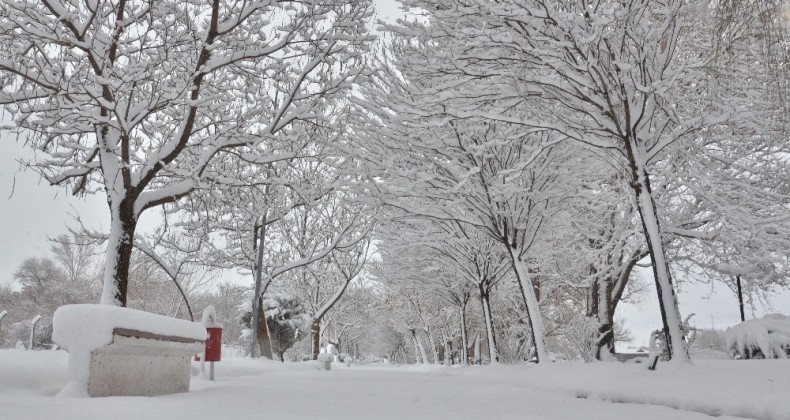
724, 314, 790, 359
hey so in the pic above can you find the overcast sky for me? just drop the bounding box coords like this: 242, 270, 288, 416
0, 0, 787, 346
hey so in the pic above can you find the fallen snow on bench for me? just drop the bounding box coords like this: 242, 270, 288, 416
725, 313, 790, 359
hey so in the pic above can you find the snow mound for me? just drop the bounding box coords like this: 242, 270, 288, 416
0, 349, 68, 397
724, 313, 790, 359
56, 380, 90, 398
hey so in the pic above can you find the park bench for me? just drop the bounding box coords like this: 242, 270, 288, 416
53, 304, 206, 397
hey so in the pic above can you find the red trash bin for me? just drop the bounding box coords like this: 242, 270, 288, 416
205, 327, 222, 362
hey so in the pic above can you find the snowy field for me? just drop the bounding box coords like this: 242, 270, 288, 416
2, 349, 788, 420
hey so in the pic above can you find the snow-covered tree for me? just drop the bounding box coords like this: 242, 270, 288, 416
379, 0, 767, 361
300, 235, 372, 359
376, 215, 509, 364
361, 113, 590, 363
154, 116, 378, 358
320, 283, 380, 361
0, 0, 373, 306
560, 180, 648, 359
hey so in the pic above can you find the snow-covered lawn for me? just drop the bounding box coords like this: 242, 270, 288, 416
2, 349, 788, 420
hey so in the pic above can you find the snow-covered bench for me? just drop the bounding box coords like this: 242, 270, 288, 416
53, 304, 206, 397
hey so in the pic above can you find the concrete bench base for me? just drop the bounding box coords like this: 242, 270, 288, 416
88, 329, 204, 397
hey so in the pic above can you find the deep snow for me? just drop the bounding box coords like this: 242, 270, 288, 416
1, 349, 788, 420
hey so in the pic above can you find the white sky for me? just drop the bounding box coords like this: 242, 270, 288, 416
0, 0, 787, 345
0, 133, 109, 284
373, 0, 403, 23
618, 267, 790, 348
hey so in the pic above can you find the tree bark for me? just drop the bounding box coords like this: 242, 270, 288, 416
425, 327, 439, 364
311, 317, 322, 360
588, 248, 642, 360
416, 333, 429, 364
480, 287, 499, 363
508, 249, 550, 364
409, 329, 423, 364
473, 333, 481, 364
459, 302, 469, 365
626, 139, 689, 361
100, 197, 137, 307
597, 317, 616, 361
256, 298, 273, 359
442, 331, 452, 366
596, 280, 616, 361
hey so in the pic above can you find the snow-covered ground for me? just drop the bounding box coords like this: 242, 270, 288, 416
1, 349, 788, 420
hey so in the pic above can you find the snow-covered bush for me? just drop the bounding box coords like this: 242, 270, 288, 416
725, 314, 790, 359
264, 293, 310, 360
650, 314, 697, 360
238, 292, 309, 360
563, 316, 600, 363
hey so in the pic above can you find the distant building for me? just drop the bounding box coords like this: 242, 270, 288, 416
615, 347, 650, 362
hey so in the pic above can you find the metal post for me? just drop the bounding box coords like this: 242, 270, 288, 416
209, 361, 215, 380
250, 211, 267, 358
29, 315, 42, 350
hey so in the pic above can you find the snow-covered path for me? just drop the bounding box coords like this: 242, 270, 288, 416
2, 350, 786, 420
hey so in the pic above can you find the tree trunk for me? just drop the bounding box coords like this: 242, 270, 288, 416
425, 327, 439, 364
480, 287, 499, 363
627, 141, 688, 361
442, 331, 452, 366
596, 317, 616, 361
459, 303, 468, 365
589, 248, 642, 360
508, 249, 550, 364
473, 333, 481, 365
588, 282, 616, 360
596, 280, 616, 361
100, 198, 137, 307
416, 334, 429, 364
256, 299, 273, 359
311, 317, 322, 360
409, 329, 423, 364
